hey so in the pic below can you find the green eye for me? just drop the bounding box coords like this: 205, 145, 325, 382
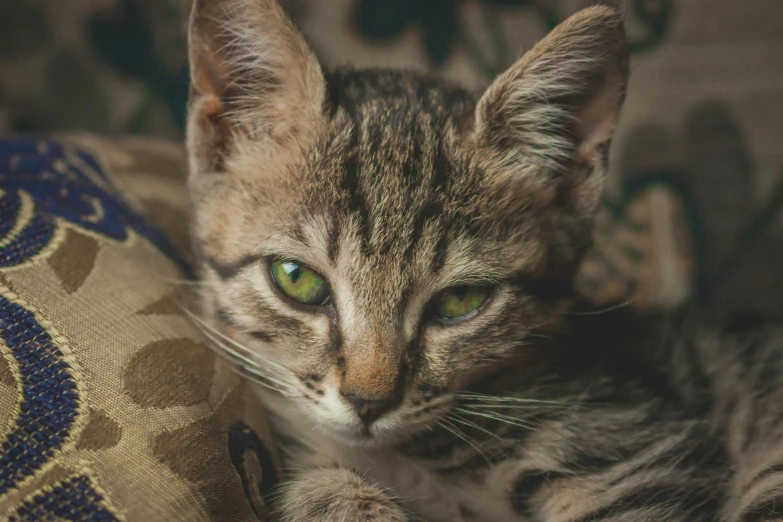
434, 286, 490, 321
270, 260, 330, 306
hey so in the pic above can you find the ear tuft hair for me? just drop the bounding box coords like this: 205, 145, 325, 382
187, 0, 325, 174
474, 5, 629, 190
473, 5, 630, 285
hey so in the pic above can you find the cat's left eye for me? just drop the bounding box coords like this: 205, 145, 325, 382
270, 259, 331, 306
432, 286, 490, 322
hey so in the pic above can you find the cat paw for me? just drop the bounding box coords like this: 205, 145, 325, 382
275, 468, 407, 522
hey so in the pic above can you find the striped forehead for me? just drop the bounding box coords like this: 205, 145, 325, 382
264, 71, 537, 317
305, 121, 451, 316
277, 84, 460, 314
302, 79, 478, 259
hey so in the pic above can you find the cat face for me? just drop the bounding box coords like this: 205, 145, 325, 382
186, 0, 628, 445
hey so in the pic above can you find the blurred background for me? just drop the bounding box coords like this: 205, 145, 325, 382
0, 0, 781, 316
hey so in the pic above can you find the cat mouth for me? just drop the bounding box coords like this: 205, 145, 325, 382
320, 426, 387, 447
333, 411, 447, 448
319, 418, 415, 448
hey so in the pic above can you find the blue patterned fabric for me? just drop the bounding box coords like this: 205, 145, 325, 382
228, 422, 281, 515
0, 188, 58, 269
0, 137, 190, 520
0, 298, 80, 496
7, 475, 117, 522
0, 138, 189, 273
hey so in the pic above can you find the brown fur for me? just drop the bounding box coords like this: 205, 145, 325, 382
186, 2, 783, 521
186, 1, 628, 519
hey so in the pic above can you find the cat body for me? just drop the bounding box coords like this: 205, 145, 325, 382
259, 309, 783, 522
184, 0, 783, 520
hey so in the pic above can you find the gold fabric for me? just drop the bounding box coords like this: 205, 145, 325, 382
0, 135, 281, 522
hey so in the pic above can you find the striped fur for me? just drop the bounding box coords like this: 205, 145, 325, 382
185, 1, 783, 521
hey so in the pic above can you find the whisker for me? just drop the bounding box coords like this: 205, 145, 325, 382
453, 407, 537, 431
195, 323, 265, 369
211, 347, 291, 396
455, 406, 582, 444
242, 369, 299, 398
457, 398, 558, 407
437, 418, 490, 466
192, 321, 289, 386
185, 310, 260, 359
457, 402, 573, 414
446, 412, 502, 441
207, 341, 294, 396
566, 299, 634, 316
181, 306, 295, 375
243, 365, 294, 392
194, 325, 304, 401
407, 396, 452, 417
456, 393, 573, 407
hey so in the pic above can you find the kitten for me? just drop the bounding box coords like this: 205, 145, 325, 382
185, 0, 783, 520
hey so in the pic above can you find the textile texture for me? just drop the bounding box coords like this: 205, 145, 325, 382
0, 136, 281, 522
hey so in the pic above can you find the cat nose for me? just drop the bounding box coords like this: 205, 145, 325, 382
340, 389, 401, 427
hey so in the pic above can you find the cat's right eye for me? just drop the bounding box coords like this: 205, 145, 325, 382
270, 259, 331, 306
430, 286, 491, 323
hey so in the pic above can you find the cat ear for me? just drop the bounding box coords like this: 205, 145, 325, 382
473, 5, 628, 216
187, 0, 326, 172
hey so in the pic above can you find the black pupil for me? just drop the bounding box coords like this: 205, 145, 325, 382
285, 264, 302, 283
451, 287, 469, 302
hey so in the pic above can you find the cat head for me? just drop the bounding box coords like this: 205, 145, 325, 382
186, 0, 629, 445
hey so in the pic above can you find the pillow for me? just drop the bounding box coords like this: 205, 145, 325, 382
0, 136, 280, 521
580, 183, 694, 309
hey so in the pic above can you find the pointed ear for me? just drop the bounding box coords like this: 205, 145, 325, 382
474, 5, 628, 216
187, 0, 326, 173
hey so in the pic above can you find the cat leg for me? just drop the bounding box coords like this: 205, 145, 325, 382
275, 468, 408, 522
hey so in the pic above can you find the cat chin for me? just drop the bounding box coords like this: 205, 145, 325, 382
317, 426, 405, 448
315, 419, 426, 449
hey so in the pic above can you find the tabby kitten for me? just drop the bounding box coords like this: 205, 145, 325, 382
185, 0, 783, 520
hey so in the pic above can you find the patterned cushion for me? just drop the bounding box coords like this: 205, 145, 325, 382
0, 136, 280, 521
580, 183, 694, 309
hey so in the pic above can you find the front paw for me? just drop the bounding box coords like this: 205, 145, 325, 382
275, 468, 407, 522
